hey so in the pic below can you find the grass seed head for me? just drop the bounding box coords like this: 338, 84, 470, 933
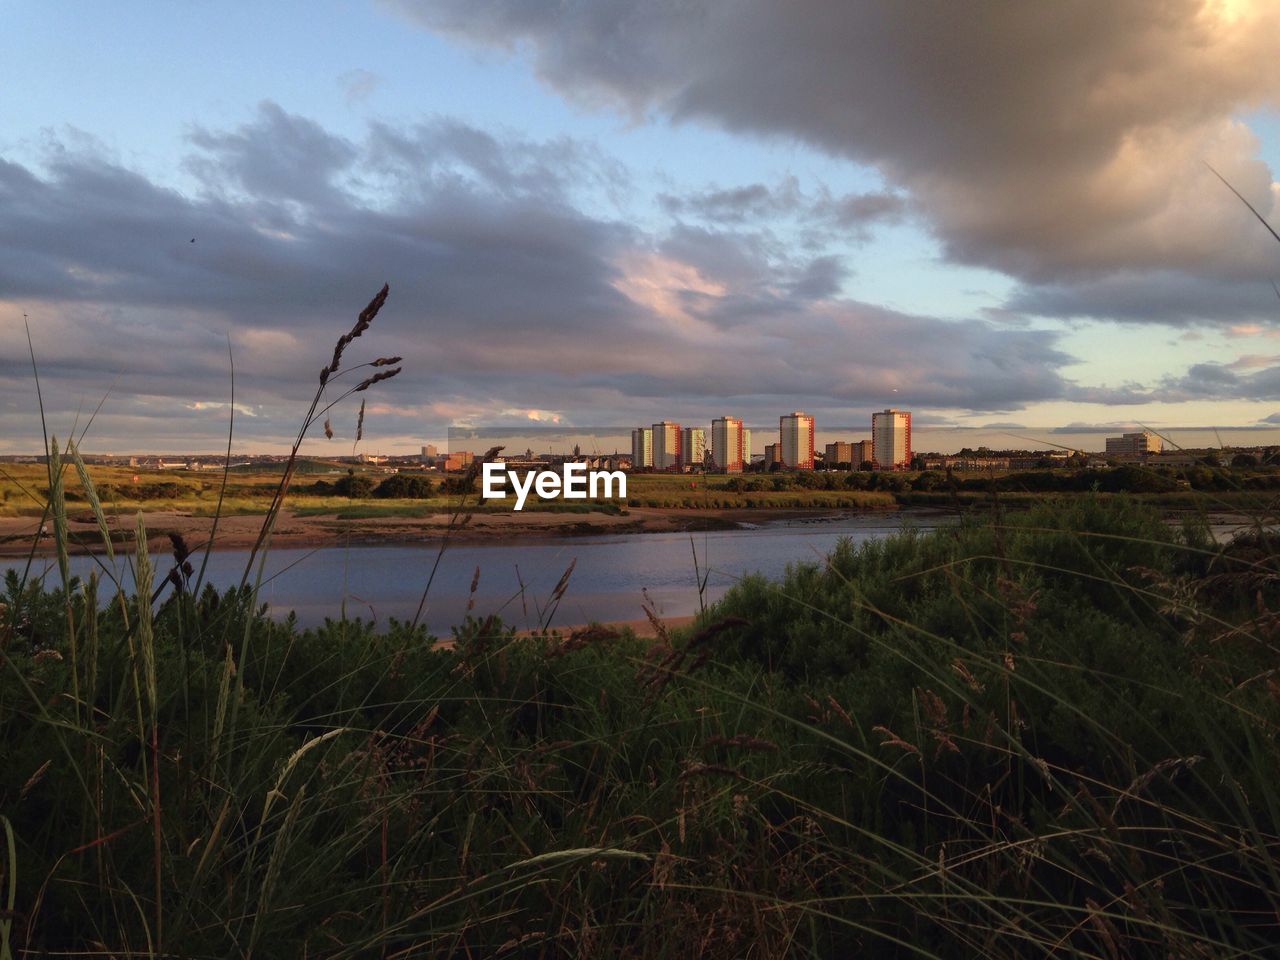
353, 367, 400, 392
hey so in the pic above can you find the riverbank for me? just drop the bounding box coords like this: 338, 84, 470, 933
0, 504, 902, 558
2, 499, 1267, 559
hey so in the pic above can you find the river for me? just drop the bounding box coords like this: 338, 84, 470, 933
5, 513, 942, 634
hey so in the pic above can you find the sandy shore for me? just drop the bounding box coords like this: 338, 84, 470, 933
0, 505, 871, 558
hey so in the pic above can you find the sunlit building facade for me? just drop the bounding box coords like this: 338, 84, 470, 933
1105, 431, 1162, 458
711, 416, 744, 473
652, 420, 682, 470
824, 441, 853, 467
779, 411, 815, 469
682, 427, 706, 470
872, 409, 912, 469
630, 427, 653, 468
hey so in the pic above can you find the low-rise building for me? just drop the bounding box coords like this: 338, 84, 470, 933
1105, 431, 1162, 458
824, 441, 853, 467
442, 450, 474, 471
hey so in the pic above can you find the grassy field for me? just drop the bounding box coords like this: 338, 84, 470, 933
0, 462, 901, 517
11, 459, 1277, 522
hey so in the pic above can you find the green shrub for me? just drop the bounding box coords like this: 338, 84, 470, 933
333, 471, 374, 497
373, 473, 435, 499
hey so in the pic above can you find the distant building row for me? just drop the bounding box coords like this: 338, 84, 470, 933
630, 409, 912, 472
631, 421, 738, 471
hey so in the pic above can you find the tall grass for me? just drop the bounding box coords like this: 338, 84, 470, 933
3, 490, 1278, 956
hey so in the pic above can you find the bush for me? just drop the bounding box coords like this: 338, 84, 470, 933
333, 472, 374, 497
374, 473, 435, 499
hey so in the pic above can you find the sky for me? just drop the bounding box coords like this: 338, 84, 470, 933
4, 0, 1280, 456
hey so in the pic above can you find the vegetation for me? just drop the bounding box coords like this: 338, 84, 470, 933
2, 493, 1278, 957
373, 472, 436, 499
10, 457, 1280, 526
5, 257, 1279, 954
332, 471, 375, 498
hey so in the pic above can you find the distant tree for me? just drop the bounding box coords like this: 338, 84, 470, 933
441, 476, 475, 495
858, 460, 875, 471
912, 471, 943, 492
878, 474, 909, 493
910, 455, 927, 471
374, 473, 436, 498
1231, 453, 1259, 469
1098, 466, 1178, 494
334, 471, 374, 498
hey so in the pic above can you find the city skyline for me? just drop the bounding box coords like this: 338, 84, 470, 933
5, 4, 1280, 456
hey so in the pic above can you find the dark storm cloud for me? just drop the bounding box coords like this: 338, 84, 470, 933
387, 0, 1280, 322
2, 104, 1091, 450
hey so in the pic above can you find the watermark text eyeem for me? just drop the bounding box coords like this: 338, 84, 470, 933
481, 462, 626, 511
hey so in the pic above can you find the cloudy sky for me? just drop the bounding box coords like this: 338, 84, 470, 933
4, 0, 1280, 456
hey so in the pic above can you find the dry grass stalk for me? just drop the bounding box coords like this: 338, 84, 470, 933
466, 565, 480, 612
323, 283, 388, 382
410, 446, 504, 630
242, 283, 397, 587
545, 624, 620, 659
873, 724, 920, 756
